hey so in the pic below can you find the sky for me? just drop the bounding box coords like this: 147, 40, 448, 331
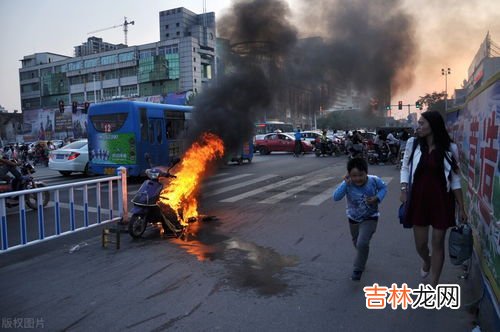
1, 0, 499, 120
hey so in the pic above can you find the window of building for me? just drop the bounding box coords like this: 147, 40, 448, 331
119, 67, 137, 77
118, 52, 135, 62
194, 66, 196, 71
176, 22, 180, 27
121, 84, 138, 97
20, 70, 38, 80
84, 58, 98, 68
166, 33, 170, 38
103, 87, 118, 99
176, 31, 180, 36
68, 61, 82, 71
101, 54, 118, 66
165, 24, 169, 29
86, 90, 101, 102
71, 93, 85, 103
139, 49, 154, 59
103, 70, 117, 80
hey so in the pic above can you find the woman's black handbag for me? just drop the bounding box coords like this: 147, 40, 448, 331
448, 224, 473, 265
398, 203, 412, 228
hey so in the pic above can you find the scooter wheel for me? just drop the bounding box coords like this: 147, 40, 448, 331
128, 214, 147, 238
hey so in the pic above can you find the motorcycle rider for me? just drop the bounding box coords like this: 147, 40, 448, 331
386, 131, 400, 156
0, 157, 23, 194
350, 130, 364, 158
320, 129, 329, 155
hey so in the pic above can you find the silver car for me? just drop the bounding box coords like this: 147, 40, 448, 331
48, 140, 89, 176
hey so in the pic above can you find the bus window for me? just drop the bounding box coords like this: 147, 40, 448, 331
89, 113, 128, 132
148, 121, 154, 144
164, 111, 185, 139
140, 108, 148, 141
155, 120, 163, 144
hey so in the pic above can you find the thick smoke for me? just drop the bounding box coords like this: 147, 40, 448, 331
188, 0, 297, 154
294, 0, 417, 102
189, 65, 271, 153
189, 0, 417, 151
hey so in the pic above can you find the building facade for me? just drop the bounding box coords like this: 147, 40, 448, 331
19, 7, 216, 113
74, 37, 127, 57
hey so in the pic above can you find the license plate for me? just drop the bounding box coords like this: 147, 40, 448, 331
104, 168, 115, 175
56, 154, 65, 159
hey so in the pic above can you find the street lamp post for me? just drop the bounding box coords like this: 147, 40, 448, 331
441, 67, 451, 112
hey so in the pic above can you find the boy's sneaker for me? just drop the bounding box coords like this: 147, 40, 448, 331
351, 270, 362, 281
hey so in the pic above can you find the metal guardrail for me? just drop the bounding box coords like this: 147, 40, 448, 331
0, 167, 128, 253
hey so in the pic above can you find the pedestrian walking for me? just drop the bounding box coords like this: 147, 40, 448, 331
293, 127, 302, 157
400, 110, 467, 286
333, 157, 387, 281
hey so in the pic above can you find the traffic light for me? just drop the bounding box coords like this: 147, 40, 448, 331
385, 105, 391, 111
398, 101, 403, 110
72, 101, 78, 114
58, 100, 65, 113
415, 101, 422, 110
83, 101, 90, 114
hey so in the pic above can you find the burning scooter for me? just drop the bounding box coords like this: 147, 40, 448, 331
128, 133, 225, 239
128, 158, 183, 238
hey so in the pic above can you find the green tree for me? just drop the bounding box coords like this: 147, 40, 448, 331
417, 92, 447, 115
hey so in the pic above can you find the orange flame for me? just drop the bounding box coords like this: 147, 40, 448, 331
158, 133, 224, 226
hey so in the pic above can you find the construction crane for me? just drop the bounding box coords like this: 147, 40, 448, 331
88, 17, 135, 45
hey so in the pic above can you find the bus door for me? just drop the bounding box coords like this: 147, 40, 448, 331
145, 117, 168, 167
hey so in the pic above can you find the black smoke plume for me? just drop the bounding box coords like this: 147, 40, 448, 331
188, 0, 417, 152
188, 0, 297, 154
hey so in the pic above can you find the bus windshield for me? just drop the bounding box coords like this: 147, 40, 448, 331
89, 113, 128, 133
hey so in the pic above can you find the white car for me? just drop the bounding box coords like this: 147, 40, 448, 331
48, 140, 89, 176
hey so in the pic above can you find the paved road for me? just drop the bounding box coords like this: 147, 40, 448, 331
0, 155, 478, 331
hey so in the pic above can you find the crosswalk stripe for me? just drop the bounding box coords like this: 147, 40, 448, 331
204, 174, 276, 198
219, 175, 305, 203
208, 172, 229, 179
300, 186, 335, 206
258, 177, 333, 204
204, 173, 253, 187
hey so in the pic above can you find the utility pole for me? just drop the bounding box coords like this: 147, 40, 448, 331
441, 67, 451, 112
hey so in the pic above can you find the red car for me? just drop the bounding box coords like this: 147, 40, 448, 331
254, 133, 313, 155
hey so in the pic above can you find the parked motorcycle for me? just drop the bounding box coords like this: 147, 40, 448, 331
0, 162, 50, 209
128, 158, 185, 238
314, 139, 341, 157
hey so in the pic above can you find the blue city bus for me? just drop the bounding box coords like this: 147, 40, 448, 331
87, 101, 192, 176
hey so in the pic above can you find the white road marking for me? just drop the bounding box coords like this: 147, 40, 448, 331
204, 174, 277, 198
219, 175, 305, 203
258, 177, 333, 204
203, 173, 253, 187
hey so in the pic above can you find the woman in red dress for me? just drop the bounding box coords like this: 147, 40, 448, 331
400, 111, 467, 286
